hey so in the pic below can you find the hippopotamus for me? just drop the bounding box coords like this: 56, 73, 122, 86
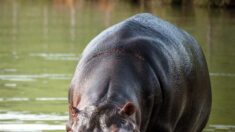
66, 13, 211, 132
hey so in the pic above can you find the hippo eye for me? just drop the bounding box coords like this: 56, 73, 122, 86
72, 107, 80, 113
71, 107, 80, 117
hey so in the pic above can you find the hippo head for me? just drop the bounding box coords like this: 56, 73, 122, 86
66, 102, 140, 132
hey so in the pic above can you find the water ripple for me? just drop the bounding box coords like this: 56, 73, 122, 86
0, 111, 67, 121
35, 97, 67, 101
210, 72, 235, 77
0, 74, 72, 81
29, 53, 80, 61
0, 97, 67, 102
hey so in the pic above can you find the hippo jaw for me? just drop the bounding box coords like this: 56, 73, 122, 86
66, 103, 140, 132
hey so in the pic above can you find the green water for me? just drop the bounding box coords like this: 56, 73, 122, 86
0, 0, 234, 131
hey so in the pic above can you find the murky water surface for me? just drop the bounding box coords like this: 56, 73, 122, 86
0, 0, 234, 131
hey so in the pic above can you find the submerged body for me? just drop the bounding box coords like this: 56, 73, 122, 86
67, 13, 211, 132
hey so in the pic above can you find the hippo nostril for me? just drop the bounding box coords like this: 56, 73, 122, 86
66, 123, 72, 132
66, 128, 72, 132
66, 127, 72, 132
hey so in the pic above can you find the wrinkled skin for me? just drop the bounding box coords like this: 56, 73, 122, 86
67, 13, 211, 132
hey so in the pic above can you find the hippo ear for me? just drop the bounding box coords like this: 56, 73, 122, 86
120, 102, 136, 116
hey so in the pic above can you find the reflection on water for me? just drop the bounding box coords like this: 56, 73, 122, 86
3, 97, 29, 101
0, 0, 234, 131
0, 109, 67, 131
0, 74, 71, 81
210, 73, 235, 77
29, 53, 79, 61
0, 111, 67, 121
205, 125, 235, 132
0, 124, 65, 132
0, 97, 67, 102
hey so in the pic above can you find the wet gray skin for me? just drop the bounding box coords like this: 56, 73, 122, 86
67, 13, 211, 132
